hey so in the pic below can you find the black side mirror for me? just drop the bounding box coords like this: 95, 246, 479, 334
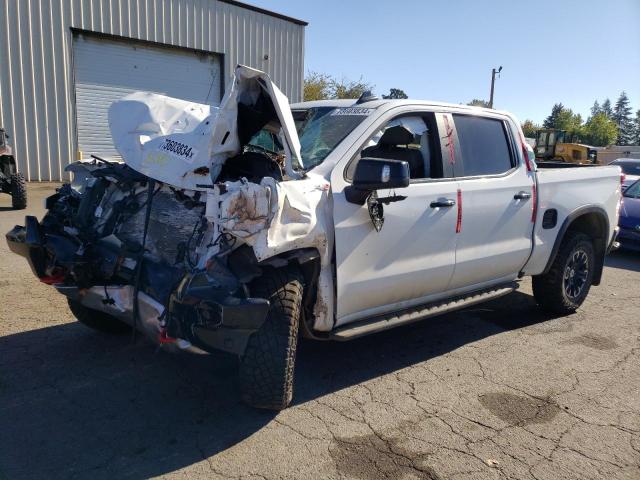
346, 158, 410, 204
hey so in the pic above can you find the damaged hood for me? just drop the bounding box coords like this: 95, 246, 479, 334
108, 65, 302, 191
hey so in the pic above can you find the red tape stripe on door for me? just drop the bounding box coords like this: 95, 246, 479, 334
456, 188, 462, 233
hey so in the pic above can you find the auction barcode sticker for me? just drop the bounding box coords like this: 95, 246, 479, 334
158, 138, 198, 164
330, 107, 373, 116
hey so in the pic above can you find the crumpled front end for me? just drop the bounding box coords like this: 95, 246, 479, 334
6, 65, 335, 355
5, 162, 276, 354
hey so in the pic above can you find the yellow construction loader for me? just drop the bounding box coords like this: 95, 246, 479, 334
534, 129, 597, 164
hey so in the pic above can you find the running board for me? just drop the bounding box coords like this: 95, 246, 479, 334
330, 282, 518, 341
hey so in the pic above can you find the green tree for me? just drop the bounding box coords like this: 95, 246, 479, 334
304, 72, 375, 101
543, 103, 565, 128
382, 88, 408, 99
590, 100, 601, 117
467, 99, 490, 107
583, 113, 618, 147
601, 98, 613, 118
543, 103, 583, 138
613, 91, 634, 145
521, 119, 539, 138
330, 76, 375, 99
303, 71, 332, 101
634, 110, 640, 145
557, 110, 583, 133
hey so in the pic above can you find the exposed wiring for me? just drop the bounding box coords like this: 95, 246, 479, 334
131, 179, 156, 343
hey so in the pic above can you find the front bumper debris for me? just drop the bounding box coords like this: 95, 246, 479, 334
6, 216, 270, 356
6, 216, 47, 278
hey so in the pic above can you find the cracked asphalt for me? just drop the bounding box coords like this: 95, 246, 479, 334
1, 183, 639, 480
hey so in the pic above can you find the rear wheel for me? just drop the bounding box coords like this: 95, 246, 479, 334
67, 299, 132, 334
10, 172, 27, 210
532, 232, 595, 314
239, 267, 304, 410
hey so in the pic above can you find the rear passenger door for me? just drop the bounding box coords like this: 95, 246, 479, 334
447, 113, 534, 291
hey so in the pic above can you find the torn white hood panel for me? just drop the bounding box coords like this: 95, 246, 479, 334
108, 65, 302, 191
109, 92, 217, 190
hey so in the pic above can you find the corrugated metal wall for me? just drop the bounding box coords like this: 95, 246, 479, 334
0, 0, 305, 181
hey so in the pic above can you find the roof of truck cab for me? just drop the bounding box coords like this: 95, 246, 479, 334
290, 99, 357, 109
289, 99, 511, 118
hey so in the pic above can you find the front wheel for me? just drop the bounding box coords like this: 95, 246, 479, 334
532, 232, 595, 314
239, 267, 304, 410
10, 172, 27, 209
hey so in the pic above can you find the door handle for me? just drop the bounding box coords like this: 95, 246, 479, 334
514, 191, 532, 200
430, 199, 456, 208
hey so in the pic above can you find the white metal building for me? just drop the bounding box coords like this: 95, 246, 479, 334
0, 0, 306, 181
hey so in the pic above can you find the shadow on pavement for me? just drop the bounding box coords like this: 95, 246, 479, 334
0, 290, 557, 479
605, 249, 640, 272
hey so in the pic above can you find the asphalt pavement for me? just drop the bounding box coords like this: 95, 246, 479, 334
1, 183, 639, 479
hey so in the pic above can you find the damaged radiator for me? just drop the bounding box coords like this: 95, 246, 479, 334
117, 189, 205, 265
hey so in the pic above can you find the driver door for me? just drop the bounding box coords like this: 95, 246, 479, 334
331, 110, 460, 326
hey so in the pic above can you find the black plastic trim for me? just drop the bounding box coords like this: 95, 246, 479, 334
542, 209, 558, 229
449, 114, 518, 179
541, 205, 610, 281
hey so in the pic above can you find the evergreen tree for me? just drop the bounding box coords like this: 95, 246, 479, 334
634, 110, 640, 145
590, 100, 601, 117
583, 113, 618, 147
542, 103, 583, 138
543, 103, 564, 128
613, 91, 634, 145
601, 98, 613, 118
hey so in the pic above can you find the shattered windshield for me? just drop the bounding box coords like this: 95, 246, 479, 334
296, 107, 372, 171
247, 129, 283, 155
247, 106, 372, 172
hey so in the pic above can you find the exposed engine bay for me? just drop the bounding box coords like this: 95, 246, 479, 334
6, 66, 335, 355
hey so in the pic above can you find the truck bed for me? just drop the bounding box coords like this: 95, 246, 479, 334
522, 164, 621, 276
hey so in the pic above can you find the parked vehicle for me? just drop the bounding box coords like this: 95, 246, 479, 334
0, 127, 27, 209
618, 180, 640, 251
534, 128, 596, 164
6, 66, 622, 410
610, 158, 640, 189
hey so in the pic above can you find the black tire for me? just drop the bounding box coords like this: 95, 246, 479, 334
239, 267, 304, 410
67, 298, 132, 334
10, 172, 27, 210
532, 232, 595, 314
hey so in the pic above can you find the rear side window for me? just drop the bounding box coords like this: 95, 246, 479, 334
453, 115, 514, 176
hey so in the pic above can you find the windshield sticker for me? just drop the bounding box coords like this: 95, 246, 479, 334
330, 107, 373, 116
158, 138, 198, 163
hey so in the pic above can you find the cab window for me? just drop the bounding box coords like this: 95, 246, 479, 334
452, 114, 515, 176
347, 113, 443, 181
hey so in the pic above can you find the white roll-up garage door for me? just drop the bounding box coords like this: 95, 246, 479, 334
73, 33, 221, 160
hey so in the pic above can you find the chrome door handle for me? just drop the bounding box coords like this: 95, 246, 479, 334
514, 191, 531, 200
430, 199, 456, 208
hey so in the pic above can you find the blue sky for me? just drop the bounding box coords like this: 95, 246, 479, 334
250, 0, 640, 124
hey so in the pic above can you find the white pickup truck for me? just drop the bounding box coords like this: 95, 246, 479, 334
7, 66, 622, 410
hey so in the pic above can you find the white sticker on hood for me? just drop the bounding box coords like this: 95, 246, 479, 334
158, 138, 199, 163
330, 107, 373, 116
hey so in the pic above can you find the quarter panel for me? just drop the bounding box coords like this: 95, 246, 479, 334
522, 166, 621, 275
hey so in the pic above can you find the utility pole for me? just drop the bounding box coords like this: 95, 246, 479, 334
488, 66, 502, 109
